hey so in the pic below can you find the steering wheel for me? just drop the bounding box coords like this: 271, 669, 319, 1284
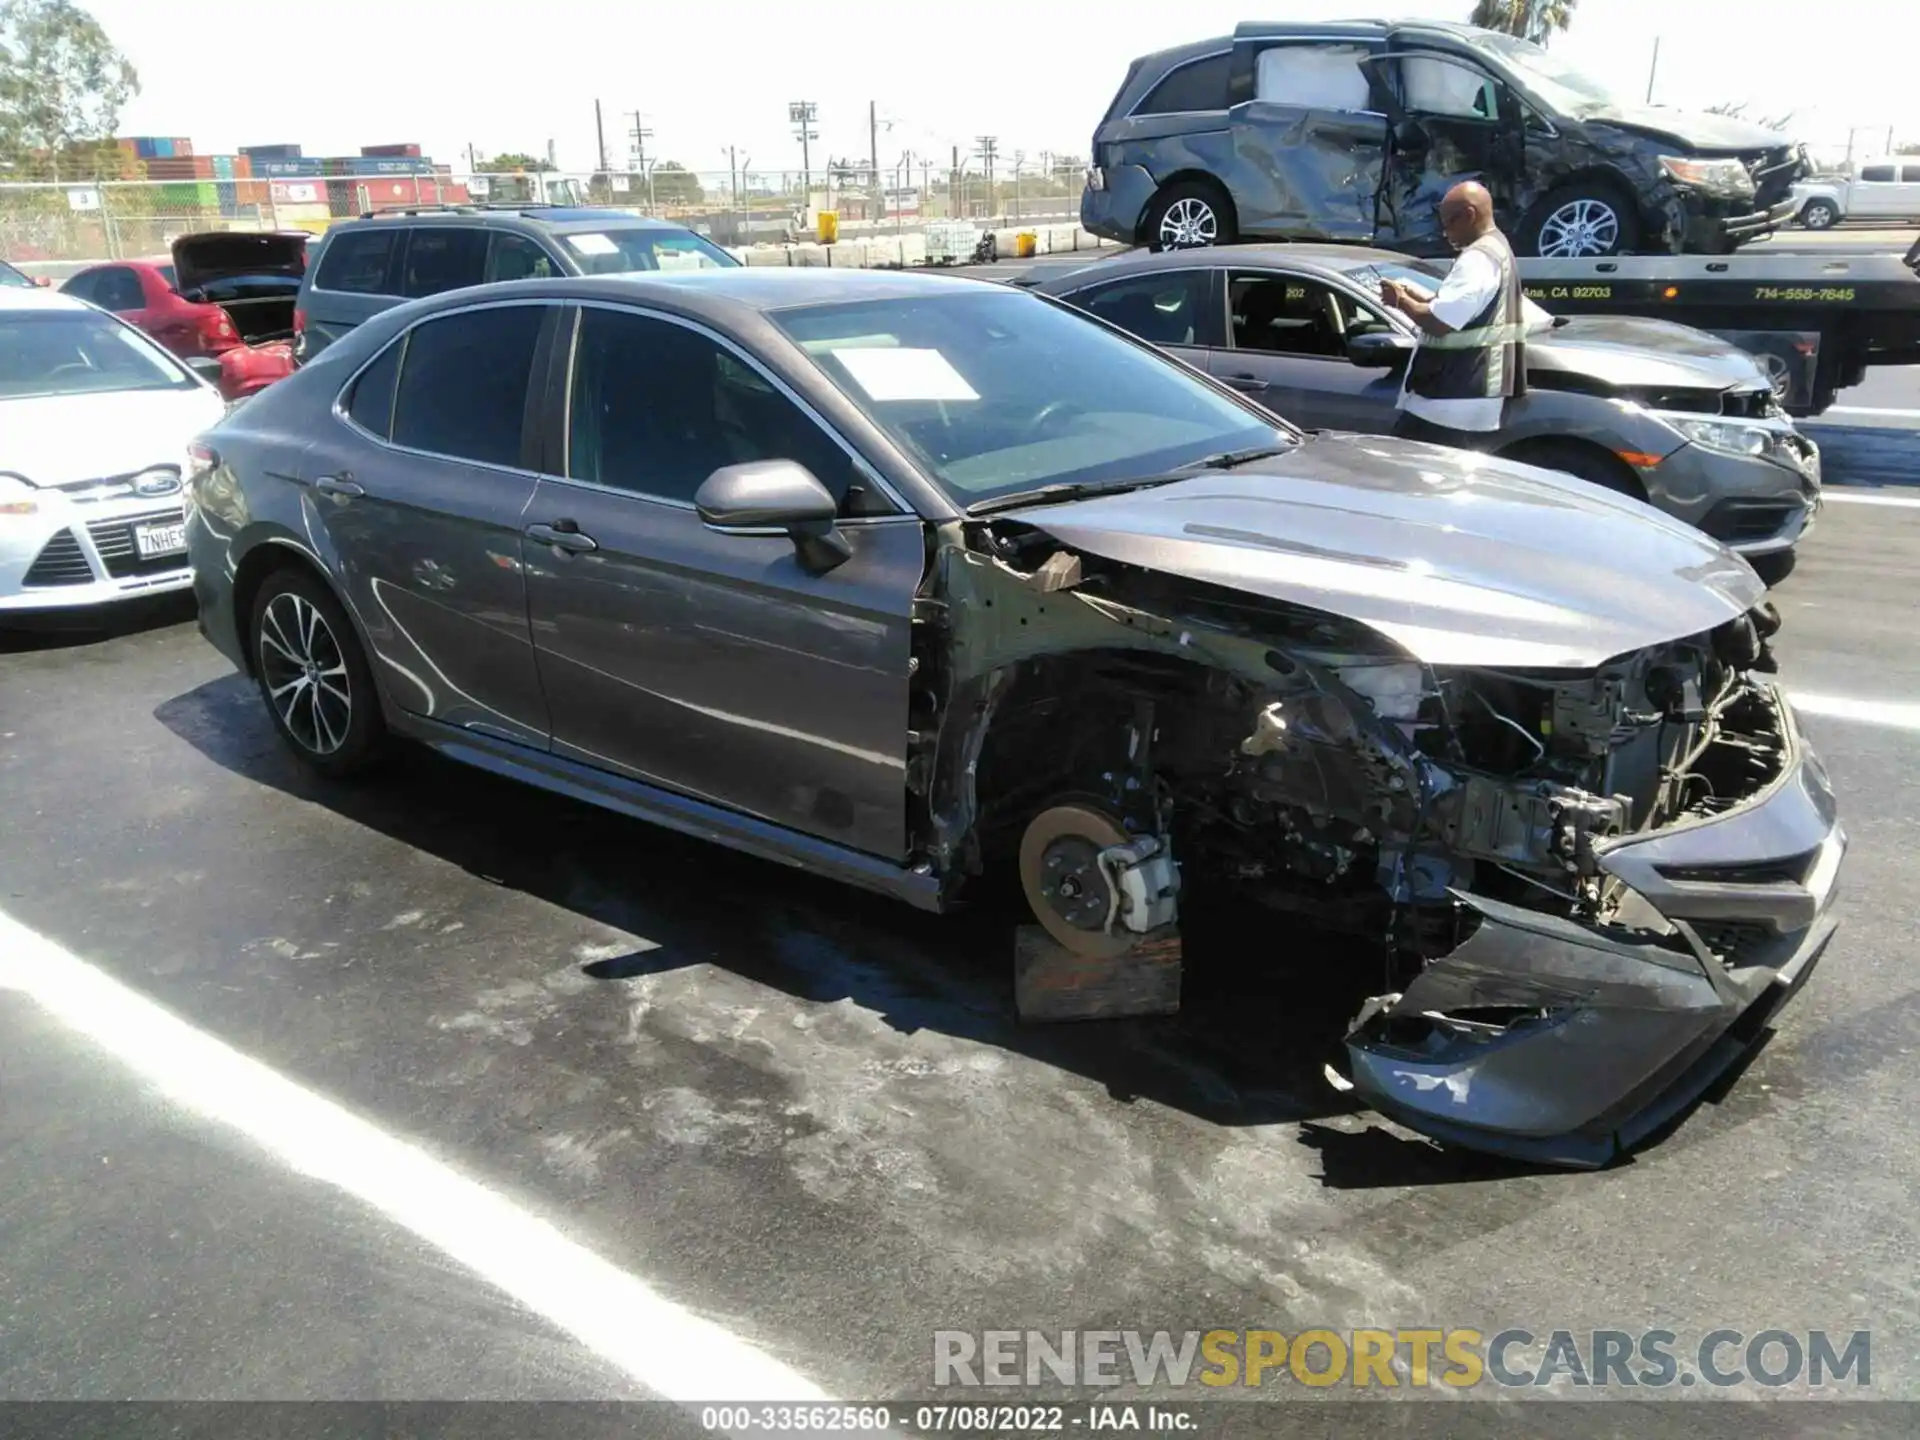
44, 361, 92, 379
1024, 399, 1076, 437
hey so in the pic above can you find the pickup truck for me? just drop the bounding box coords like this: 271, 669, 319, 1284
1793, 159, 1920, 230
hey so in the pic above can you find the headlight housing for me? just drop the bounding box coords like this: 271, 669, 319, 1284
1658, 156, 1755, 196
0, 471, 39, 516
1662, 415, 1773, 458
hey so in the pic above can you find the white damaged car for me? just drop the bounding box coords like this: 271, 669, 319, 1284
1, 288, 227, 619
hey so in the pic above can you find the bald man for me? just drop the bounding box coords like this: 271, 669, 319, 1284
1378, 181, 1528, 451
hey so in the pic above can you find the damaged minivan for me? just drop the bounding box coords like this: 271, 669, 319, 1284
186, 269, 1845, 1167
1082, 19, 1810, 258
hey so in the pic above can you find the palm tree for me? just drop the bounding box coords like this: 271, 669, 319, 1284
1469, 0, 1578, 43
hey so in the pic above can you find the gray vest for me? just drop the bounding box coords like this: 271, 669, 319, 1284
1406, 232, 1528, 404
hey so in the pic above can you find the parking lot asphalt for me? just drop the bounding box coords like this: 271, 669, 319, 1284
4, 457, 1920, 1412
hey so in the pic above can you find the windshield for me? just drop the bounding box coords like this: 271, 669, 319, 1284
1465, 32, 1628, 115
0, 261, 35, 289
0, 310, 195, 399
559, 229, 738, 274
771, 288, 1289, 505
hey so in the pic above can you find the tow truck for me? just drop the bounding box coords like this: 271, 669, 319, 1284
1511, 246, 1920, 415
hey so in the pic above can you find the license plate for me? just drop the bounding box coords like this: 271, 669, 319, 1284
134, 519, 188, 558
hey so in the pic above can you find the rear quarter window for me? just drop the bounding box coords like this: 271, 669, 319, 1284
314, 229, 400, 294
1134, 52, 1230, 115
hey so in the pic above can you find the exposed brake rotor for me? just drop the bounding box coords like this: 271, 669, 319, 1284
1017, 803, 1140, 958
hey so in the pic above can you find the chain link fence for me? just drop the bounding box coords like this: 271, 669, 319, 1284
1, 164, 1095, 265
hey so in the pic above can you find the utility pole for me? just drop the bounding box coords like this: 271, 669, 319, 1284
595, 100, 609, 177
1644, 37, 1660, 103
625, 111, 654, 210
951, 144, 961, 216
869, 100, 882, 222
465, 142, 478, 174
976, 136, 998, 218
789, 101, 819, 201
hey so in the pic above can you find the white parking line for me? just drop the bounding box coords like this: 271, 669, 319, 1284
1790, 693, 1920, 733
1819, 491, 1920, 508
0, 908, 828, 1408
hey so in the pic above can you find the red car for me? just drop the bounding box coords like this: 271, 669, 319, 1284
60, 232, 309, 401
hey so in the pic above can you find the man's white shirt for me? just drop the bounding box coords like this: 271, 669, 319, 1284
1396, 246, 1506, 433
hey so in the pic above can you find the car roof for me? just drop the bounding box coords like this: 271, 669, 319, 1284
0, 286, 94, 313
338, 207, 692, 233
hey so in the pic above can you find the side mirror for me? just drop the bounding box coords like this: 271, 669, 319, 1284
1347, 331, 1414, 370
184, 354, 225, 383
695, 459, 850, 575
32, 274, 51, 287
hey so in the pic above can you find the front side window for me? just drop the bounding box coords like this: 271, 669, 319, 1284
485, 233, 558, 283
1401, 56, 1501, 120
1254, 43, 1374, 112
0, 311, 194, 399
0, 261, 34, 289
1072, 271, 1217, 347
565, 307, 880, 512
1230, 274, 1382, 357
772, 288, 1288, 506
1135, 53, 1230, 115
557, 229, 738, 275
315, 229, 399, 294
402, 228, 490, 297
390, 305, 545, 468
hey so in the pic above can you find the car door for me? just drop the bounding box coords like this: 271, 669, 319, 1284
1851, 164, 1900, 219
1364, 46, 1527, 254
1226, 37, 1390, 241
298, 299, 555, 747
1210, 269, 1405, 431
520, 302, 924, 860
1058, 267, 1222, 375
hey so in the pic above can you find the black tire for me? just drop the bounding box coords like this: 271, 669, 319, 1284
1143, 180, 1237, 252
1799, 198, 1839, 230
249, 565, 387, 778
1518, 183, 1643, 258
1500, 439, 1647, 501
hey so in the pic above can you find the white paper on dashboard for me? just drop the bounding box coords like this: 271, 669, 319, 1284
832, 347, 980, 402
566, 233, 621, 256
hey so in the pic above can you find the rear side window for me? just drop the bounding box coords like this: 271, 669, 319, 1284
343, 339, 402, 439
1904, 166, 1920, 184
1255, 43, 1375, 112
391, 305, 545, 468
1134, 53, 1230, 115
90, 267, 147, 312
402, 228, 489, 297
1072, 271, 1217, 348
315, 230, 399, 294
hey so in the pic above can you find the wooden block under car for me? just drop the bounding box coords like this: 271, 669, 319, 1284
1013, 924, 1183, 1023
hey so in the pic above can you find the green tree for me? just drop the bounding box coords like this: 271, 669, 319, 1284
650, 160, 703, 205
479, 152, 551, 172
0, 0, 139, 180
1468, 0, 1577, 43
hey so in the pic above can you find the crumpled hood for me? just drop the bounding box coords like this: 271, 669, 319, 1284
1530, 314, 1771, 393
3, 388, 227, 487
1586, 105, 1793, 154
1003, 434, 1764, 670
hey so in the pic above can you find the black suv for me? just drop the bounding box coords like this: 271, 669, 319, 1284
293, 207, 738, 363
1081, 20, 1809, 258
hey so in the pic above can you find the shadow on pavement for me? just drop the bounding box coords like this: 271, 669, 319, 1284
0, 592, 198, 654
155, 669, 1545, 1189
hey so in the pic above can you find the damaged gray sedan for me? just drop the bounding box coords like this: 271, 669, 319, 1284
184, 269, 1845, 1168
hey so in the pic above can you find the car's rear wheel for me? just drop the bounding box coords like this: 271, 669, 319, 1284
1144, 181, 1237, 252
1520, 184, 1642, 258
1499, 439, 1647, 502
1799, 198, 1839, 230
250, 566, 386, 777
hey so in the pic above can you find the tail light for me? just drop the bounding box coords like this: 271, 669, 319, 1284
292, 306, 307, 361
197, 308, 237, 351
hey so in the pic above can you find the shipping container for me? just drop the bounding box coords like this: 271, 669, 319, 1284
361, 143, 423, 158
241, 144, 303, 160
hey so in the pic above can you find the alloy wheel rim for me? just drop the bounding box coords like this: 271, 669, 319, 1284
1159, 197, 1218, 248
259, 593, 351, 756
1805, 204, 1835, 229
1538, 199, 1620, 257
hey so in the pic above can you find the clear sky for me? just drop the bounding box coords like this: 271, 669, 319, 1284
85, 0, 1912, 178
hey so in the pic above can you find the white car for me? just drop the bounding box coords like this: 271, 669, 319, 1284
1, 288, 227, 617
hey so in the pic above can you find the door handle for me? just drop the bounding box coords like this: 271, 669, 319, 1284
312, 473, 365, 497
1222, 373, 1268, 391
527, 520, 598, 554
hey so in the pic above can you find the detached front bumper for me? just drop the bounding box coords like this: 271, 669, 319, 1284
1345, 683, 1845, 1168
1670, 190, 1802, 252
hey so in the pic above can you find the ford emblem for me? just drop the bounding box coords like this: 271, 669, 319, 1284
133, 469, 182, 497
